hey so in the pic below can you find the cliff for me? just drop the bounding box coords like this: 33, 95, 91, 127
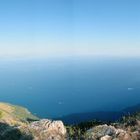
0, 102, 140, 140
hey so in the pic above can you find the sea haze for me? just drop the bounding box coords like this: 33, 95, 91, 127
0, 56, 140, 119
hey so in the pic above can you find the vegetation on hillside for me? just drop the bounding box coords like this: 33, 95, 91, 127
66, 120, 104, 139
0, 102, 140, 139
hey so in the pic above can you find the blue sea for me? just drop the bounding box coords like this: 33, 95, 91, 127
0, 56, 140, 119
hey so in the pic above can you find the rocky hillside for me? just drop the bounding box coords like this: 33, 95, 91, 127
67, 112, 140, 140
0, 102, 140, 140
0, 102, 66, 140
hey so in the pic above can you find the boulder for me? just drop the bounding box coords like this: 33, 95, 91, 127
86, 125, 116, 139
28, 119, 66, 140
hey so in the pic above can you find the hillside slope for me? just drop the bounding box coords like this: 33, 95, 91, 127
0, 102, 38, 125
0, 102, 66, 140
0, 102, 140, 140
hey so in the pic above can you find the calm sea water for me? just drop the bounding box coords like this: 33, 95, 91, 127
0, 56, 140, 118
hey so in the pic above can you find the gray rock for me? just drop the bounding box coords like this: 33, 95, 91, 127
86, 125, 116, 139
28, 119, 66, 140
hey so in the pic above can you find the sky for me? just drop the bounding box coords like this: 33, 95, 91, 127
0, 0, 140, 58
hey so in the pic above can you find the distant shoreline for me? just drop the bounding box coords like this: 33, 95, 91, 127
57, 103, 140, 124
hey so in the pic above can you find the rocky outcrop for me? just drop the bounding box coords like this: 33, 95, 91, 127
1, 102, 140, 140
85, 124, 140, 140
86, 125, 116, 139
0, 102, 66, 140
27, 119, 66, 140
0, 119, 66, 140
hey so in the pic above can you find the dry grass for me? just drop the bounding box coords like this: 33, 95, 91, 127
0, 103, 14, 113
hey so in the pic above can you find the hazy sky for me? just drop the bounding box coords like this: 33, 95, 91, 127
0, 0, 140, 58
